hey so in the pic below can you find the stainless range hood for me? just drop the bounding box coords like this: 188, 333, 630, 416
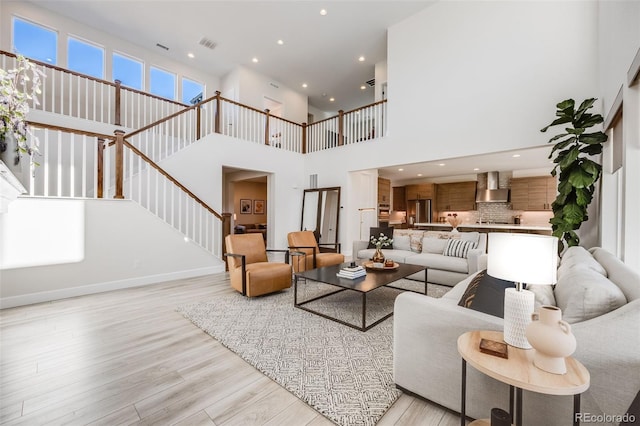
476, 171, 510, 203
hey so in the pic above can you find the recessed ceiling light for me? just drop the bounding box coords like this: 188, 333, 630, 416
187, 53, 194, 58
398, 168, 404, 172
417, 173, 423, 177
320, 9, 327, 16
329, 97, 335, 102
302, 83, 308, 88
512, 154, 521, 158
277, 39, 284, 45
358, 56, 365, 62
252, 57, 259, 63
360, 85, 366, 90
438, 163, 446, 166
473, 168, 480, 171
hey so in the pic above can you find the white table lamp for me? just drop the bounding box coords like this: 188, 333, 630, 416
487, 233, 558, 349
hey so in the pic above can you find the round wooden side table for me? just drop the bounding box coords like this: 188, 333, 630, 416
457, 330, 590, 426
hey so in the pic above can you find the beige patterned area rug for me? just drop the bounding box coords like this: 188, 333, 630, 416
177, 279, 449, 426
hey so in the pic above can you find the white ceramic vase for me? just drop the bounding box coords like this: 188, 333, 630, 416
526, 305, 576, 374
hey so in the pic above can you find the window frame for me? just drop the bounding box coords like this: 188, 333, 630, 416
11, 15, 58, 64
149, 65, 177, 101
67, 34, 105, 79
112, 50, 144, 90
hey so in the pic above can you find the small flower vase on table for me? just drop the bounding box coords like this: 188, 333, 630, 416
370, 233, 393, 265
372, 246, 385, 263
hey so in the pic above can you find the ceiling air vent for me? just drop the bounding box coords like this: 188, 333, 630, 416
199, 37, 217, 50
366, 78, 375, 87
156, 43, 169, 51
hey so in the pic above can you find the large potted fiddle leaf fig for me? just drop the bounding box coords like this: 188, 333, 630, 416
541, 98, 608, 253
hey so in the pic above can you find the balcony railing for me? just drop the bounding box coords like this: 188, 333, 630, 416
1, 50, 386, 155
3, 50, 386, 256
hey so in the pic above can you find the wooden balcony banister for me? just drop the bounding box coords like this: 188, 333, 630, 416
28, 121, 113, 140
122, 138, 222, 220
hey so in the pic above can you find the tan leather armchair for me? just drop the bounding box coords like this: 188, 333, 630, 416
287, 230, 344, 272
224, 233, 292, 297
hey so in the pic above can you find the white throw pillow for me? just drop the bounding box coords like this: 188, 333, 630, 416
393, 234, 411, 251
527, 284, 557, 309
460, 231, 480, 245
554, 267, 627, 323
422, 237, 448, 254
558, 246, 607, 279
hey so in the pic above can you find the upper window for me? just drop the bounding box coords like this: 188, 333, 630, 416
182, 77, 204, 105
68, 37, 104, 79
12, 17, 57, 64
150, 66, 176, 100
113, 52, 143, 90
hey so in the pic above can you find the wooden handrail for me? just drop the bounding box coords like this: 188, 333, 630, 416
1, 50, 189, 108
218, 95, 302, 127
1, 50, 116, 87
28, 121, 113, 140
126, 97, 211, 138
122, 138, 223, 220
307, 99, 388, 127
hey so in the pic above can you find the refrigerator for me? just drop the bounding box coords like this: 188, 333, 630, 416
408, 199, 432, 225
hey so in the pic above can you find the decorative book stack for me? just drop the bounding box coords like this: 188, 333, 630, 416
337, 265, 366, 279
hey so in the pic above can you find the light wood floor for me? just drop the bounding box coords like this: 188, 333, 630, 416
0, 274, 464, 426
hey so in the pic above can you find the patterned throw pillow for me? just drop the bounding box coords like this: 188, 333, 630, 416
443, 239, 477, 258
458, 270, 516, 318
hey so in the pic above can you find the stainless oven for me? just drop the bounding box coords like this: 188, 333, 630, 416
378, 203, 390, 228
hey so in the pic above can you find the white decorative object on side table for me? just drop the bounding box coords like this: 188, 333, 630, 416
487, 233, 559, 349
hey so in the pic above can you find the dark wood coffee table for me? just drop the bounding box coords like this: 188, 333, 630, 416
294, 262, 426, 331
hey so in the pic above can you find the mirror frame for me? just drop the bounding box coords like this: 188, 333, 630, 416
300, 186, 341, 249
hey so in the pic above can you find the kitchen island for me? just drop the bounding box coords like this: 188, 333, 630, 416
413, 222, 552, 235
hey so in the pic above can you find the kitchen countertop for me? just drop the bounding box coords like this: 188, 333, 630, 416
413, 222, 552, 231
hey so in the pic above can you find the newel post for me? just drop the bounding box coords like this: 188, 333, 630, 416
214, 91, 221, 134
196, 105, 201, 140
114, 80, 122, 126
222, 212, 232, 271
338, 110, 344, 146
302, 123, 307, 154
114, 130, 125, 199
264, 108, 271, 145
97, 138, 105, 198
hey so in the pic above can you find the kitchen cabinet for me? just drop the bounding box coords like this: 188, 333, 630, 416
405, 183, 434, 200
378, 177, 390, 204
392, 186, 406, 211
511, 176, 557, 211
436, 181, 477, 211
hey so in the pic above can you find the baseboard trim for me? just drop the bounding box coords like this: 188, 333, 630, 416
0, 265, 225, 309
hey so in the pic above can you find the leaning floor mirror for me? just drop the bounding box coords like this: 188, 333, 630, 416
301, 187, 341, 251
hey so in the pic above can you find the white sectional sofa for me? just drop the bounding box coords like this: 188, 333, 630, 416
353, 229, 487, 286
393, 246, 640, 425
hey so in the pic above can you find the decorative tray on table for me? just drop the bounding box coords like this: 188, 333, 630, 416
363, 261, 400, 271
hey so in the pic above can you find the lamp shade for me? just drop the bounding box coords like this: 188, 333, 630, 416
487, 233, 559, 285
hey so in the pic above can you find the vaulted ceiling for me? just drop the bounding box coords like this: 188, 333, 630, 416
28, 0, 434, 112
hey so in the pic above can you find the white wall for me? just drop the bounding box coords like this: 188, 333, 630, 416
0, 198, 223, 308
222, 65, 309, 124
386, 1, 599, 162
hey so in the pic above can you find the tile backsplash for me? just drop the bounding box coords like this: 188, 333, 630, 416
440, 203, 553, 226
